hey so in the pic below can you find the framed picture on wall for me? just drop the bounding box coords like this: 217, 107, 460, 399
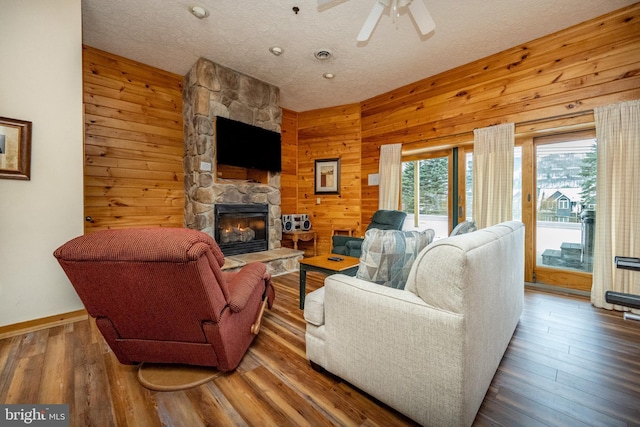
315, 158, 340, 194
0, 117, 32, 180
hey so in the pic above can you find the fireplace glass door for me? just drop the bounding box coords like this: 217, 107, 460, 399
214, 204, 269, 255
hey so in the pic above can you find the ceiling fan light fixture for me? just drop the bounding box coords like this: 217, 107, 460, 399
355, 0, 435, 42
323, 73, 335, 79
189, 5, 210, 19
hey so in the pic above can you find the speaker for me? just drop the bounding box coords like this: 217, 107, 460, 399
282, 215, 294, 232
299, 214, 311, 231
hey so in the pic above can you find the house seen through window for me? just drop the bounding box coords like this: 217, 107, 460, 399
536, 138, 597, 273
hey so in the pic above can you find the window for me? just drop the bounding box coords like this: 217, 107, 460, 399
401, 156, 449, 238
558, 198, 569, 210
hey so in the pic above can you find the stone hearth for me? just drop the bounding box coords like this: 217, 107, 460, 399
222, 248, 304, 277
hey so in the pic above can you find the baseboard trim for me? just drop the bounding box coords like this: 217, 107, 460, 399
525, 281, 591, 298
0, 309, 88, 340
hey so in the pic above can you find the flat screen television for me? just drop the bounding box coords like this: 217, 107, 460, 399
215, 116, 282, 172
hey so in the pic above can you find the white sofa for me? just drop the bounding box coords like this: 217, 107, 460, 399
304, 221, 524, 427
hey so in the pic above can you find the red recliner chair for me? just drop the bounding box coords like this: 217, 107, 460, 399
54, 227, 275, 372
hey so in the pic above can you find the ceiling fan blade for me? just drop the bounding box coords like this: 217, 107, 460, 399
317, 0, 334, 6
357, 1, 386, 41
408, 0, 435, 35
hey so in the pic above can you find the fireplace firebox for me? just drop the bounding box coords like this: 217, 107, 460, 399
214, 204, 269, 256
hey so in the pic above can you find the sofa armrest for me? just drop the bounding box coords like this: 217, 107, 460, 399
332, 235, 364, 256
321, 274, 461, 336
225, 262, 267, 312
344, 239, 363, 252
303, 287, 325, 326
344, 239, 363, 257
319, 273, 466, 370
332, 235, 362, 247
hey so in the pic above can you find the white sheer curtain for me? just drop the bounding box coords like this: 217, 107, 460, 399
379, 143, 402, 210
472, 123, 515, 228
592, 99, 640, 312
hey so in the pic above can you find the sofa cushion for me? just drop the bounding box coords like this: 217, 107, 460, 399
356, 228, 435, 289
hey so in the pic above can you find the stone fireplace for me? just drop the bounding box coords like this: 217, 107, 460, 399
183, 57, 282, 253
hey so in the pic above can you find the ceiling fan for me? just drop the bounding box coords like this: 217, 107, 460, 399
318, 0, 435, 42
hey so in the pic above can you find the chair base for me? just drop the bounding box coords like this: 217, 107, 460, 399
137, 363, 225, 391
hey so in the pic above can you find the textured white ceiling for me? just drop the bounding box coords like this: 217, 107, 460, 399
82, 0, 635, 112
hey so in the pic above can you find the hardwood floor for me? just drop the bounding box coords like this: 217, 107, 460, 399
1, 272, 639, 426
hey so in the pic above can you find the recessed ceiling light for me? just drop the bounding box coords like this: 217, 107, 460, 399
269, 46, 284, 56
190, 5, 210, 19
323, 73, 335, 79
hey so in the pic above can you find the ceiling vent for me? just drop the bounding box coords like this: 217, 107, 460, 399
314, 50, 333, 60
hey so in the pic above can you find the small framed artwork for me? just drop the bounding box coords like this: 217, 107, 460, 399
315, 158, 340, 194
0, 117, 32, 180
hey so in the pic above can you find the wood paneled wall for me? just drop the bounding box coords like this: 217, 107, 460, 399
357, 4, 640, 223
83, 46, 184, 232
296, 104, 362, 254
280, 109, 298, 215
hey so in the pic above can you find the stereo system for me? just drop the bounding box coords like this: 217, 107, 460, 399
282, 214, 311, 232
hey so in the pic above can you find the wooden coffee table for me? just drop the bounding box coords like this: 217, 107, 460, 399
298, 255, 360, 309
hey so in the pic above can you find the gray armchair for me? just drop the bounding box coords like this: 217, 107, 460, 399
450, 220, 477, 236
332, 210, 407, 258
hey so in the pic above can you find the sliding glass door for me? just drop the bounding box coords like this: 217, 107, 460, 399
533, 132, 597, 290
399, 124, 596, 293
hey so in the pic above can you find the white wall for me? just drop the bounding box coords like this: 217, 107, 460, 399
0, 0, 84, 326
